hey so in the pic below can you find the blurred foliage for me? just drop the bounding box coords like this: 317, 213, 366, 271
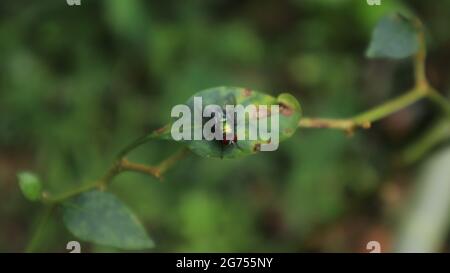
366, 13, 419, 59
17, 171, 42, 202
1, 0, 449, 252
62, 190, 154, 250
394, 147, 450, 252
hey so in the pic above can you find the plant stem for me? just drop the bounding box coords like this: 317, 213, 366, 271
298, 118, 363, 132
426, 88, 450, 116
44, 147, 190, 204
156, 147, 190, 177
402, 119, 450, 164
25, 205, 55, 253
299, 87, 427, 133
45, 182, 99, 204
24, 18, 450, 253
299, 19, 450, 133
413, 18, 428, 88
26, 146, 190, 252
118, 148, 190, 179
351, 87, 426, 124
116, 134, 152, 160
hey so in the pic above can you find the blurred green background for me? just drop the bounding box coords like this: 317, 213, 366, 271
1, 0, 450, 252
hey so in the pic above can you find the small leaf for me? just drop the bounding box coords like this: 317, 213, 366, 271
62, 190, 154, 250
366, 13, 420, 59
17, 171, 42, 201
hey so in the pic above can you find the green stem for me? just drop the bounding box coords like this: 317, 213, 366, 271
352, 87, 426, 124
116, 124, 170, 159
427, 88, 450, 116
156, 147, 190, 176
299, 19, 450, 133
44, 148, 190, 204
25, 205, 55, 253
299, 87, 427, 132
45, 182, 99, 204
413, 18, 428, 88
116, 134, 152, 159
402, 119, 450, 164
119, 147, 190, 179
25, 143, 189, 252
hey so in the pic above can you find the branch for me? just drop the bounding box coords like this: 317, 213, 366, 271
120, 147, 190, 180
24, 205, 55, 253
402, 119, 450, 164
120, 159, 161, 178
298, 118, 369, 134
44, 147, 190, 204
299, 87, 427, 134
413, 18, 428, 88
299, 19, 450, 134
28, 144, 190, 252
427, 88, 450, 116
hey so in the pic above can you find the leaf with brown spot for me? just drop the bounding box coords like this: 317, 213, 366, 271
143, 86, 302, 159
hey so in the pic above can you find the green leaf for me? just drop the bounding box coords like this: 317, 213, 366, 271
182, 86, 302, 159
141, 86, 302, 159
366, 13, 420, 59
17, 171, 42, 201
62, 190, 154, 250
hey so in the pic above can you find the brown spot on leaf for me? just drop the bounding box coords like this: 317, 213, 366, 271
253, 143, 261, 152
249, 105, 272, 119
258, 105, 271, 118
279, 103, 293, 116
155, 125, 169, 135
243, 88, 252, 97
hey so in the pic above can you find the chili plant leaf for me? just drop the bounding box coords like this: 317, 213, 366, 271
143, 86, 301, 159
180, 86, 302, 158
17, 171, 43, 201
62, 190, 154, 250
366, 13, 420, 59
